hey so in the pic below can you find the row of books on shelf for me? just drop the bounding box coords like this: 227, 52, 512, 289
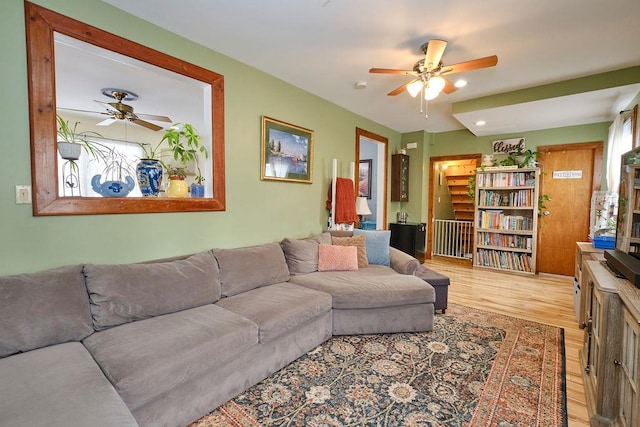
478, 211, 533, 230
476, 171, 535, 188
476, 232, 533, 250
477, 189, 533, 207
475, 249, 532, 272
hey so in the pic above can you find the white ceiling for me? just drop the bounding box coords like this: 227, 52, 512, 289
96, 0, 640, 137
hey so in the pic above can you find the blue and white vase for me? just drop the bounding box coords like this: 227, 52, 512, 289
136, 159, 163, 197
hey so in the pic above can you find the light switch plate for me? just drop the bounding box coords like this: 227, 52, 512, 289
15, 185, 32, 204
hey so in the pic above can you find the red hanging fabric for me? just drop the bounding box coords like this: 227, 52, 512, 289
326, 178, 358, 224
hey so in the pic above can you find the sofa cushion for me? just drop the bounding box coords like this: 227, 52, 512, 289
84, 251, 220, 331
318, 244, 359, 271
289, 265, 435, 309
353, 229, 391, 266
83, 304, 258, 411
0, 265, 93, 358
280, 232, 331, 275
214, 243, 290, 297
216, 282, 332, 342
0, 342, 137, 427
332, 234, 369, 268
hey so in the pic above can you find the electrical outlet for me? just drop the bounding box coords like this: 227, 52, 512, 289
15, 185, 32, 204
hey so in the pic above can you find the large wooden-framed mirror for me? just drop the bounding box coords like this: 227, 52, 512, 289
25, 1, 225, 215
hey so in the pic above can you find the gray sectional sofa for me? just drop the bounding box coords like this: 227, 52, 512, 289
0, 231, 437, 427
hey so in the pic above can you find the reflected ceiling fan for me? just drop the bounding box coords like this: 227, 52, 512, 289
369, 40, 497, 116
61, 88, 172, 131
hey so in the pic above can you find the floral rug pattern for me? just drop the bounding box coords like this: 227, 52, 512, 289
191, 304, 566, 426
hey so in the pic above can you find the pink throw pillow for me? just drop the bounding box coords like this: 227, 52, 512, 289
317, 244, 358, 271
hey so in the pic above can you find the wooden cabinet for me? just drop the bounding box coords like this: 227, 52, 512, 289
391, 154, 409, 202
576, 242, 604, 326
472, 167, 539, 274
389, 222, 426, 262
619, 307, 640, 426
617, 281, 640, 426
580, 259, 640, 426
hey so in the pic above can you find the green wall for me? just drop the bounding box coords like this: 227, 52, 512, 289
1, 0, 401, 275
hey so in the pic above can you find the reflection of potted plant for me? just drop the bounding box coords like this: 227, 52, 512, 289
136, 123, 208, 197
56, 115, 104, 160
163, 123, 208, 198
91, 147, 136, 198
162, 123, 208, 165
165, 166, 189, 198
136, 140, 164, 198
191, 163, 206, 198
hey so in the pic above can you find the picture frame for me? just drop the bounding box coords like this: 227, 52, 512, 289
359, 159, 372, 199
261, 116, 313, 183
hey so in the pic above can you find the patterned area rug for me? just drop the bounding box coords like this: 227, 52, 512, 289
191, 304, 567, 426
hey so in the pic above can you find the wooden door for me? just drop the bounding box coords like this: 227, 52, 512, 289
537, 142, 603, 275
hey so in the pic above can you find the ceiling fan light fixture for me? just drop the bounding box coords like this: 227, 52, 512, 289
424, 86, 440, 101
407, 80, 423, 97
429, 76, 446, 93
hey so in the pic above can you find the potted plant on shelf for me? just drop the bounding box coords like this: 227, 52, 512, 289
136, 123, 209, 198
91, 147, 137, 198
136, 139, 165, 198
165, 166, 189, 198
191, 171, 205, 198
56, 114, 106, 160
500, 147, 540, 168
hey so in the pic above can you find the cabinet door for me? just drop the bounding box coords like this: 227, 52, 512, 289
589, 286, 603, 384
619, 308, 640, 426
391, 154, 409, 202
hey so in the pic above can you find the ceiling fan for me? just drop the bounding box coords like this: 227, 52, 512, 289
369, 40, 497, 114
61, 88, 172, 131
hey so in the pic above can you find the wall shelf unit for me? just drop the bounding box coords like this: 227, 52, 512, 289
473, 167, 539, 274
391, 154, 409, 202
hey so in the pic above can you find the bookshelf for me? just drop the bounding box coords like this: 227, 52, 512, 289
473, 167, 540, 274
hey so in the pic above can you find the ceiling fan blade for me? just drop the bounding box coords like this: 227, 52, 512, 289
135, 113, 172, 123
442, 78, 458, 95
94, 99, 118, 111
424, 39, 447, 70
387, 78, 419, 96
369, 68, 415, 75
131, 118, 163, 131
58, 107, 111, 117
442, 55, 498, 75
96, 118, 117, 126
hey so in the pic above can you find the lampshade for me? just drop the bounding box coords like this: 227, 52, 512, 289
406, 80, 423, 98
355, 197, 372, 215
424, 86, 440, 100
429, 76, 446, 92
424, 75, 446, 101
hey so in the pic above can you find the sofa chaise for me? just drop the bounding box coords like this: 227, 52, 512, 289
0, 230, 445, 427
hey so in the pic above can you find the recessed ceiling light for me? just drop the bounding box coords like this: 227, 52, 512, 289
454, 79, 467, 88
475, 120, 486, 126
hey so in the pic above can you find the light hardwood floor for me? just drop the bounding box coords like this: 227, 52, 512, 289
423, 257, 590, 427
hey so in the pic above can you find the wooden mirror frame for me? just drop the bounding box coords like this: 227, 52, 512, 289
25, 1, 225, 215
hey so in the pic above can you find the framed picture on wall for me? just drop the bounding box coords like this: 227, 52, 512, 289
359, 159, 372, 199
260, 116, 314, 183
